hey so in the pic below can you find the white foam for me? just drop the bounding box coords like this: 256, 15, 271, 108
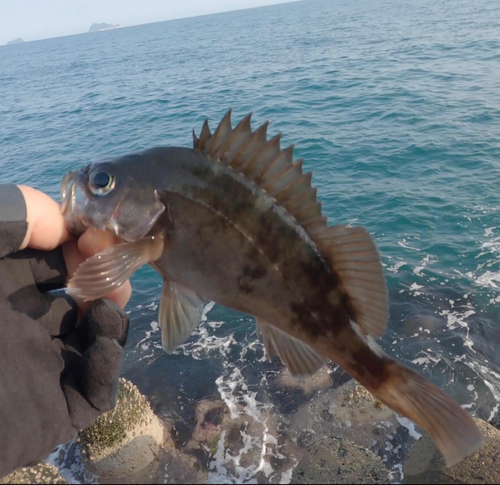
475, 270, 500, 289
439, 308, 475, 330
387, 261, 405, 273
396, 417, 422, 440
488, 404, 499, 423
46, 441, 96, 484
397, 240, 421, 251
163, 463, 170, 484
279, 467, 293, 484
412, 357, 431, 366
202, 301, 216, 320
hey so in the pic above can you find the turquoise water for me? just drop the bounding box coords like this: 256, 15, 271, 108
1, 0, 500, 481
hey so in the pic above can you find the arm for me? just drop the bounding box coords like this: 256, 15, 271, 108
0, 185, 131, 479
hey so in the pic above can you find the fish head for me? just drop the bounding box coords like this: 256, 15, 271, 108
61, 155, 165, 242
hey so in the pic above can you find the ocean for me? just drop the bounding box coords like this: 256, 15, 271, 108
1, 0, 500, 482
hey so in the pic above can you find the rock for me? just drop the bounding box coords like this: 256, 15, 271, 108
279, 367, 332, 395
0, 462, 67, 484
183, 397, 302, 483
404, 418, 500, 484
290, 379, 400, 453
291, 437, 390, 484
489, 411, 500, 431
6, 38, 24, 45
78, 378, 164, 480
88, 23, 119, 32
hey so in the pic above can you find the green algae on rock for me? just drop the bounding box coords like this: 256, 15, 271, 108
78, 378, 164, 478
0, 463, 67, 484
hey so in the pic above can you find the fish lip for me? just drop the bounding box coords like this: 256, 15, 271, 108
60, 169, 90, 236
60, 171, 76, 217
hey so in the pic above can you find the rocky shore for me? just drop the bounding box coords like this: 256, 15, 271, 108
2, 375, 498, 484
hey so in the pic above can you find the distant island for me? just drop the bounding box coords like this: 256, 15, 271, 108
88, 23, 120, 32
6, 38, 25, 45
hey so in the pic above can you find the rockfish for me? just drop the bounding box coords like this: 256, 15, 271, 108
61, 111, 483, 466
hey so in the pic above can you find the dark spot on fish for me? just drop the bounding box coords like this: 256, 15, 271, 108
342, 332, 392, 391
252, 213, 284, 263
190, 164, 213, 179
236, 249, 269, 294
237, 277, 255, 295
242, 262, 267, 280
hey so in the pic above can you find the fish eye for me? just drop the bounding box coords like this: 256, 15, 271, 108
89, 171, 115, 195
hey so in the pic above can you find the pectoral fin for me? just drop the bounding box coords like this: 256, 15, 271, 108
257, 319, 325, 376
159, 279, 206, 353
67, 236, 164, 301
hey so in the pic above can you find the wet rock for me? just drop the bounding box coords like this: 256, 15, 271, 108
291, 437, 390, 484
186, 399, 230, 458
404, 418, 500, 484
279, 367, 333, 395
78, 378, 164, 480
489, 411, 500, 431
290, 379, 399, 453
0, 462, 67, 484
183, 398, 301, 483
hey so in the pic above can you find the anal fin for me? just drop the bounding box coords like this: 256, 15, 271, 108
257, 319, 325, 376
159, 279, 206, 353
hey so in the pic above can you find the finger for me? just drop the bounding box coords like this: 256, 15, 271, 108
75, 337, 123, 413
41, 292, 79, 337
11, 246, 68, 286
63, 230, 133, 311
17, 186, 72, 252
76, 299, 130, 350
77, 228, 122, 258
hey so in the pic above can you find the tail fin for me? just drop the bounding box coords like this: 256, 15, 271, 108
371, 363, 484, 467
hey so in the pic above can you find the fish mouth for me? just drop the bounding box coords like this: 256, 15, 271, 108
60, 169, 91, 236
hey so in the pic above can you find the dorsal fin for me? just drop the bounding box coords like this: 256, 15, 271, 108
193, 112, 388, 338
193, 110, 328, 235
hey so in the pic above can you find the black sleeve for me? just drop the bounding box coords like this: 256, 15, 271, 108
0, 185, 28, 258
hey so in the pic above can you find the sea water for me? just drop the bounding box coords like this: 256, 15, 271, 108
1, 0, 500, 482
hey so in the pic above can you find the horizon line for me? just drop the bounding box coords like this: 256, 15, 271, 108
2, 0, 305, 46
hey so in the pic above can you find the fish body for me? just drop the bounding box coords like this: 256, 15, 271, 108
61, 111, 483, 466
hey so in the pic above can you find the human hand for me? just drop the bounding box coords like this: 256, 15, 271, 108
0, 186, 132, 478
16, 185, 131, 309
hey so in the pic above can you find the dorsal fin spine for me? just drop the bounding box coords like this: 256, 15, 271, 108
194, 112, 389, 337
227, 121, 269, 169
263, 160, 305, 196
259, 144, 295, 181
216, 112, 253, 163
242, 134, 282, 179
195, 113, 328, 237
205, 109, 233, 156
282, 187, 318, 212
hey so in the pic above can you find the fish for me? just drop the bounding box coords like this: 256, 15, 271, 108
61, 110, 484, 466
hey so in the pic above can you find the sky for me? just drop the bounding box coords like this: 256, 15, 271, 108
0, 0, 297, 45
